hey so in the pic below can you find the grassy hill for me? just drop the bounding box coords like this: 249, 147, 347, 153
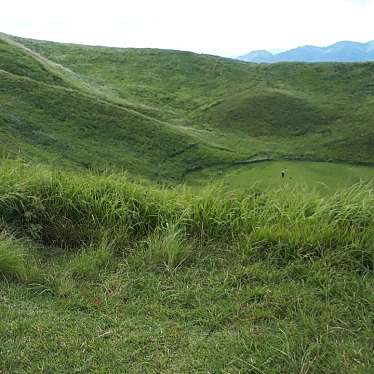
0, 34, 238, 180
1, 33, 374, 185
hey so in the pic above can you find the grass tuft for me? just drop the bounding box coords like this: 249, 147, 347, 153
69, 241, 114, 280
146, 223, 191, 271
0, 231, 28, 281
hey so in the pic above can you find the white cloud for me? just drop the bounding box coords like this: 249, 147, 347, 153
1, 0, 373, 56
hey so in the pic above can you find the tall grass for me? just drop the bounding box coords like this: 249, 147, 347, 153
0, 160, 372, 271
146, 223, 191, 271
68, 241, 114, 280
0, 230, 28, 281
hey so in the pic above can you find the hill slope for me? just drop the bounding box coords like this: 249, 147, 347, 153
1, 33, 374, 182
0, 34, 237, 180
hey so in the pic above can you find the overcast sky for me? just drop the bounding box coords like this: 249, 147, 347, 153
1, 0, 373, 56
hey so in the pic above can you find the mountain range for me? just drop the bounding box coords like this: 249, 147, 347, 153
238, 41, 374, 63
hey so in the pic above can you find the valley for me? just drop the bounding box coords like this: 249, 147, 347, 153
0, 32, 373, 373
1, 33, 374, 185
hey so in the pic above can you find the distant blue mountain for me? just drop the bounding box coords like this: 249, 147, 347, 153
238, 41, 374, 63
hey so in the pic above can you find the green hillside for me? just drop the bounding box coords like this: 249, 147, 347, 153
0, 33, 373, 185
0, 68, 231, 178
0, 34, 238, 180
187, 160, 374, 193
0, 37, 66, 86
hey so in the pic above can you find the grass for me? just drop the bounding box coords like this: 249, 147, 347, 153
186, 160, 374, 193
146, 223, 191, 271
0, 231, 28, 281
0, 66, 232, 180
68, 241, 114, 280
0, 161, 373, 372
0, 160, 372, 262
0, 34, 235, 181
1, 253, 373, 373
0, 37, 65, 86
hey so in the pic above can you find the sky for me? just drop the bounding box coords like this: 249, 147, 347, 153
1, 0, 374, 57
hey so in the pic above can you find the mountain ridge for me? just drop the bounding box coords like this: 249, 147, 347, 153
239, 40, 374, 63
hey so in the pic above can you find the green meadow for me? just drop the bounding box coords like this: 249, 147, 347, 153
0, 33, 373, 373
187, 161, 374, 193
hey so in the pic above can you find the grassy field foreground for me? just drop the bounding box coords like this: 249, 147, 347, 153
0, 160, 373, 373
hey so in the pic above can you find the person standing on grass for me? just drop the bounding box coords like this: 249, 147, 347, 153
281, 168, 287, 179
